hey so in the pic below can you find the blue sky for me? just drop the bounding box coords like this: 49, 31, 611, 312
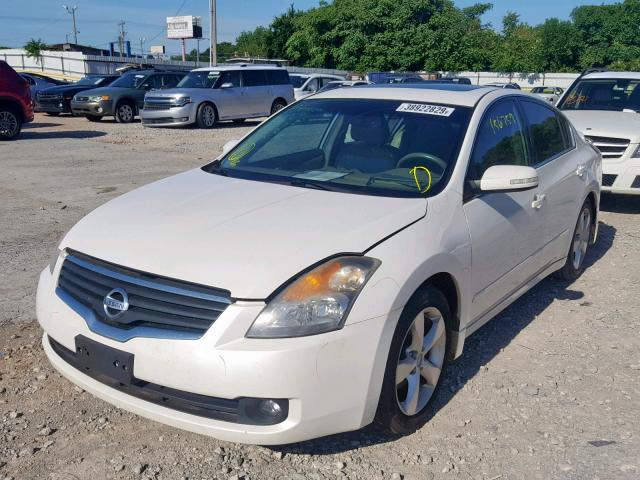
0, 0, 620, 54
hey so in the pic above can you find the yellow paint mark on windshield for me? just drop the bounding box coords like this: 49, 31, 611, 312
228, 143, 255, 167
489, 113, 516, 135
410, 166, 432, 194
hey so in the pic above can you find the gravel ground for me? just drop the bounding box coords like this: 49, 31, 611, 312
0, 114, 639, 480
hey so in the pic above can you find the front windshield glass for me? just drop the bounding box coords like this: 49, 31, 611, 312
177, 71, 220, 88
289, 75, 308, 88
558, 79, 640, 112
76, 76, 108, 86
110, 72, 147, 88
205, 98, 471, 198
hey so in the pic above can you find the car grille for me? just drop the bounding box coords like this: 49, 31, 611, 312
601, 174, 618, 187
585, 135, 630, 159
57, 251, 231, 335
37, 93, 63, 101
144, 97, 177, 111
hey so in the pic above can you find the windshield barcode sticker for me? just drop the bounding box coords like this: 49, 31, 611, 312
396, 103, 455, 117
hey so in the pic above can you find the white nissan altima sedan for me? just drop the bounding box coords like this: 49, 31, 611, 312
37, 84, 601, 445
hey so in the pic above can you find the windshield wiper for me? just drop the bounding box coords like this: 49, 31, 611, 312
289, 179, 333, 191
366, 176, 418, 191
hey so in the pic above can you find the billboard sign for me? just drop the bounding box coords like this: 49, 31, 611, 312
150, 45, 166, 54
167, 16, 202, 39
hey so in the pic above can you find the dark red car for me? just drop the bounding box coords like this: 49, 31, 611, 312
0, 61, 34, 140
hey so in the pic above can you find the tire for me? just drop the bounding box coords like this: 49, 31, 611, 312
270, 99, 287, 115
115, 101, 135, 124
0, 108, 22, 141
374, 286, 453, 435
555, 198, 594, 281
196, 103, 217, 129
85, 115, 102, 122
46, 112, 60, 116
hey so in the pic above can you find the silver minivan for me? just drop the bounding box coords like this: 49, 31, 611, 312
141, 65, 294, 128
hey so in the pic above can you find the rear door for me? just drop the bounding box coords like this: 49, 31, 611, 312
518, 99, 583, 263
242, 70, 270, 116
463, 98, 547, 321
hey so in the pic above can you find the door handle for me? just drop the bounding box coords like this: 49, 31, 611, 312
576, 164, 586, 177
532, 193, 546, 210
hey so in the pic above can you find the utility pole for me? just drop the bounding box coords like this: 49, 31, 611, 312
118, 20, 126, 57
139, 37, 146, 61
62, 5, 79, 45
209, 0, 217, 66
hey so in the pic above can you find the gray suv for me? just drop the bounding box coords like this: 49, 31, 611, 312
140, 66, 294, 128
71, 69, 186, 123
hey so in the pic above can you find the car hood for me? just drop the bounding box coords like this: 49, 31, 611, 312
144, 88, 201, 97
77, 86, 130, 97
38, 84, 85, 96
60, 169, 427, 299
562, 110, 640, 142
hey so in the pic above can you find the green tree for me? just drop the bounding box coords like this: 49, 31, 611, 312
235, 26, 270, 57
493, 14, 543, 73
24, 38, 47, 64
537, 19, 582, 72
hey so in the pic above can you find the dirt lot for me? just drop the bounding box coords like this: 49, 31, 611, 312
0, 114, 639, 480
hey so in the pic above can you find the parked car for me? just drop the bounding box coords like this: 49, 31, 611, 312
558, 71, 640, 195
71, 69, 186, 123
317, 80, 371, 93
0, 61, 34, 140
386, 76, 425, 84
38, 84, 600, 445
485, 82, 521, 89
289, 73, 345, 100
20, 73, 67, 98
531, 86, 564, 104
140, 66, 294, 128
35, 74, 120, 116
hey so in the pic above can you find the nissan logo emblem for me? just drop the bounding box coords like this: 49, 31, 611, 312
103, 288, 129, 320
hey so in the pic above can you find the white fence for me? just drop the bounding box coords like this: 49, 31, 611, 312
454, 71, 580, 89
0, 49, 348, 79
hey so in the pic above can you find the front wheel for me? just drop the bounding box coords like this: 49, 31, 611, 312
196, 103, 217, 129
115, 102, 135, 123
374, 286, 452, 435
0, 109, 22, 141
555, 199, 594, 281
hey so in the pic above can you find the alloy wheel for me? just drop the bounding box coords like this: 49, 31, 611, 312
395, 307, 446, 416
118, 104, 134, 122
572, 207, 591, 270
202, 105, 216, 127
0, 111, 18, 138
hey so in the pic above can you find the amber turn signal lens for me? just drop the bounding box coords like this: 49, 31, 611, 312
282, 261, 342, 301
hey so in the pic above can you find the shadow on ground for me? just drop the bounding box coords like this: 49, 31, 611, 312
17, 130, 107, 140
270, 222, 617, 455
23, 122, 63, 129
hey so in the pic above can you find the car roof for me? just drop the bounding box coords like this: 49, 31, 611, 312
312, 83, 497, 107
192, 65, 286, 72
582, 71, 640, 80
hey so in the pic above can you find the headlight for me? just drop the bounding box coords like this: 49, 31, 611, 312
632, 144, 640, 158
48, 248, 63, 274
175, 96, 192, 106
246, 256, 380, 338
88, 95, 109, 102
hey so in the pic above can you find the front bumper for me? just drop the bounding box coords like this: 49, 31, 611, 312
140, 103, 196, 127
37, 266, 390, 444
601, 153, 640, 195
35, 99, 70, 114
71, 99, 113, 117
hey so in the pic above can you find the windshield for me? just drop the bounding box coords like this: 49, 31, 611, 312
289, 75, 308, 88
110, 73, 147, 88
177, 70, 220, 88
559, 79, 640, 112
76, 76, 109, 86
205, 98, 471, 198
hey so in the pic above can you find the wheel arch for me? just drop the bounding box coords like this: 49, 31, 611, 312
198, 100, 218, 117
0, 97, 24, 121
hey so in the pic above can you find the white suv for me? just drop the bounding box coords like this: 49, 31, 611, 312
558, 71, 640, 194
38, 85, 600, 445
289, 73, 345, 100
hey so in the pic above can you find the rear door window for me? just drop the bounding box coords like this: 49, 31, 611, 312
218, 71, 242, 88
266, 69, 289, 85
242, 70, 268, 87
520, 100, 571, 164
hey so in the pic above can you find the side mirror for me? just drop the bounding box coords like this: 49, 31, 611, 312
479, 165, 538, 192
222, 139, 240, 155
220, 82, 234, 89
